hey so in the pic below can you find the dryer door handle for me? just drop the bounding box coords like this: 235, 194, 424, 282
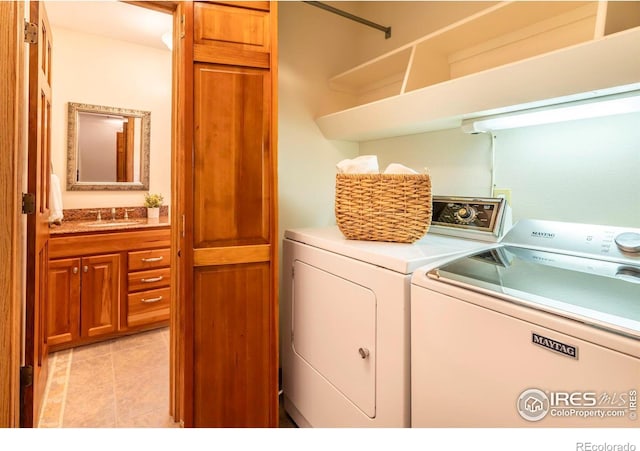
358, 347, 370, 359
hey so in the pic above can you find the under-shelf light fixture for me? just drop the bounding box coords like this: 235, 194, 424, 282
461, 89, 640, 134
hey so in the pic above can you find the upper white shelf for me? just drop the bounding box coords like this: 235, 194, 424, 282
316, 1, 640, 142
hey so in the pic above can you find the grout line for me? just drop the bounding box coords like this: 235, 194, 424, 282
58, 348, 73, 428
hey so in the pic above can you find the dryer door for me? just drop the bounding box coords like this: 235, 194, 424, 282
292, 260, 376, 417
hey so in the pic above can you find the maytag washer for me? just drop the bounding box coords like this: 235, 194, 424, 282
281, 196, 511, 427
411, 219, 640, 427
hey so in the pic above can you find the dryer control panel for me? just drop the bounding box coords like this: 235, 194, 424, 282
429, 196, 512, 242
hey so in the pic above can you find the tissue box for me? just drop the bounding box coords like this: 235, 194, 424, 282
335, 173, 432, 243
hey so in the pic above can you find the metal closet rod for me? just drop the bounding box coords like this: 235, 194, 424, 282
304, 1, 392, 39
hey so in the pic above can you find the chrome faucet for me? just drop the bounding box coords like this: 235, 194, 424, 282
111, 207, 116, 221
89, 210, 102, 222
124, 208, 134, 220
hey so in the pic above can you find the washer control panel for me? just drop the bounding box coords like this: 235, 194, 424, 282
502, 219, 640, 264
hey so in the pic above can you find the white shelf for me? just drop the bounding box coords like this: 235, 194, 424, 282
318, 1, 640, 141
316, 26, 640, 142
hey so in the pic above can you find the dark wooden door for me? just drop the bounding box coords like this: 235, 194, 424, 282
176, 1, 278, 427
23, 0, 52, 427
116, 119, 134, 182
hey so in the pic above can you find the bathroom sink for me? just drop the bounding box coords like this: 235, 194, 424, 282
83, 221, 141, 228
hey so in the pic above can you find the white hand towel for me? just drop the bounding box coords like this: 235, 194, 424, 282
336, 155, 379, 174
383, 163, 418, 174
49, 173, 64, 225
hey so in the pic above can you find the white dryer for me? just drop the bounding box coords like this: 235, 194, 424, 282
282, 196, 511, 427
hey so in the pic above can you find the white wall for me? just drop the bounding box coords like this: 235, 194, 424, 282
352, 1, 494, 63
278, 2, 360, 235
361, 112, 640, 227
51, 27, 171, 210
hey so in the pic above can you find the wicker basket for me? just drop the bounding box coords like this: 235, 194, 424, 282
335, 173, 432, 243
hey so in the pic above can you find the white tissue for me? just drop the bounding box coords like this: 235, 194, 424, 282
49, 173, 64, 224
336, 155, 379, 174
383, 163, 418, 174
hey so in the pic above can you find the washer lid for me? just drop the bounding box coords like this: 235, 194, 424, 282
428, 245, 640, 339
285, 226, 494, 274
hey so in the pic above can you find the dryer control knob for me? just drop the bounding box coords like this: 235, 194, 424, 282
457, 207, 471, 218
358, 348, 370, 359
455, 205, 476, 223
615, 232, 640, 253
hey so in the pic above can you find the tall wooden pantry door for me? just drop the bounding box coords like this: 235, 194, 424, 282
23, 0, 52, 427
175, 1, 278, 427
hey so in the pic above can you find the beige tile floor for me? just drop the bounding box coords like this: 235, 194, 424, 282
39, 327, 178, 428
38, 326, 297, 428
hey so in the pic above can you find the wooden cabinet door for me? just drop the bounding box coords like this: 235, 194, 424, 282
175, 1, 278, 427
194, 2, 271, 68
47, 258, 81, 346
80, 254, 120, 338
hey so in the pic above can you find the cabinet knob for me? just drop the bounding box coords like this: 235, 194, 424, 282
72, 267, 78, 274
83, 266, 88, 273
358, 347, 370, 359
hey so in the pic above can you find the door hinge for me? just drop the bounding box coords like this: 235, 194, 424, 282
20, 365, 33, 388
22, 193, 36, 215
180, 14, 185, 38
24, 20, 37, 44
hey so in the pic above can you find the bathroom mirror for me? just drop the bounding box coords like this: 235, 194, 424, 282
67, 102, 150, 190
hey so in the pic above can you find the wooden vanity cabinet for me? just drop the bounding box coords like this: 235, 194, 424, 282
47, 253, 120, 347
47, 227, 170, 351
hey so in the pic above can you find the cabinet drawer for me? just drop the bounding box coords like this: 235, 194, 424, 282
128, 267, 170, 292
128, 248, 170, 271
127, 287, 170, 328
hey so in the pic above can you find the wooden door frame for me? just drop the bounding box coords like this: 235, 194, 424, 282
0, 0, 26, 428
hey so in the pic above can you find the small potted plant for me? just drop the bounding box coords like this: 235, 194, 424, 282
144, 193, 163, 219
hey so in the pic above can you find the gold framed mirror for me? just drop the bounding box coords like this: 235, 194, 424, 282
67, 102, 151, 191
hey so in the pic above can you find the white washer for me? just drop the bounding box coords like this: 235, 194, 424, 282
282, 196, 511, 427
411, 219, 640, 427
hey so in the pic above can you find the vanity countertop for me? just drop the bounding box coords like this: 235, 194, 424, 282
49, 216, 170, 235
